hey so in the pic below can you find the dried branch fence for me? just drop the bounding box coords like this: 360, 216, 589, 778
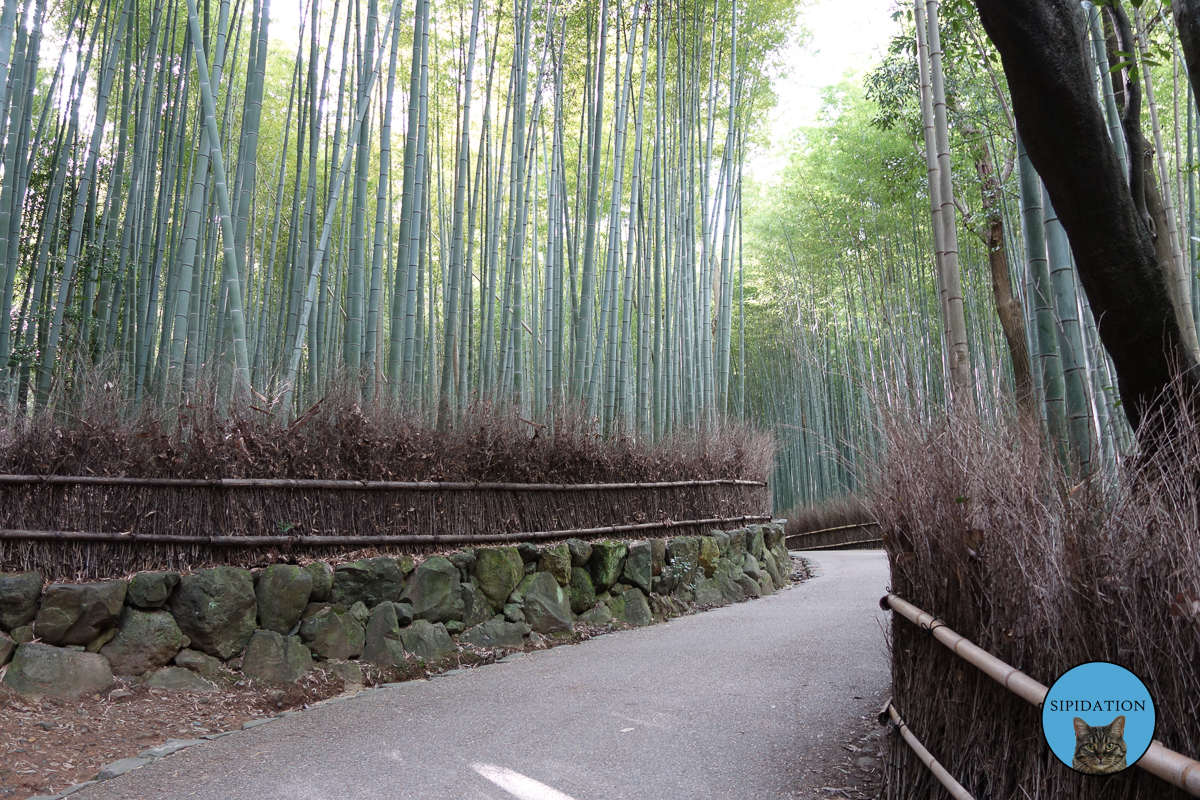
0, 475, 770, 580
784, 522, 882, 551
882, 593, 1200, 799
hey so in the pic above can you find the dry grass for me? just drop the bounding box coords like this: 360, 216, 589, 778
875, 402, 1200, 799
0, 382, 773, 485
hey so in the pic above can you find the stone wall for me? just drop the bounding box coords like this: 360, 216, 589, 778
0, 523, 790, 698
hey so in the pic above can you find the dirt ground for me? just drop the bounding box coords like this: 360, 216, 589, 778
0, 667, 355, 799
791, 703, 889, 800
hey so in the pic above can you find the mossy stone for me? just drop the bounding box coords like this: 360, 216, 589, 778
304, 562, 334, 602
126, 572, 180, 610
537, 543, 572, 586
588, 541, 627, 592
568, 567, 597, 615
473, 547, 523, 607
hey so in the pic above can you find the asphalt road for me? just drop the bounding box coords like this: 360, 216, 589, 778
74, 550, 890, 800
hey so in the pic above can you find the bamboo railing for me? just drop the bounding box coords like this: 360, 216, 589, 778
882, 592, 1200, 797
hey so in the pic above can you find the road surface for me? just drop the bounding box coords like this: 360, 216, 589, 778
74, 550, 890, 800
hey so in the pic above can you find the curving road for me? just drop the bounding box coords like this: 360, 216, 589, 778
73, 550, 890, 800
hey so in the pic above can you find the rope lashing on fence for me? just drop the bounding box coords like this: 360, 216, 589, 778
0, 515, 773, 547
0, 475, 767, 491
881, 592, 1200, 796
877, 700, 977, 800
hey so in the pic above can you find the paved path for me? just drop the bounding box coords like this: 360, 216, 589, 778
76, 551, 890, 800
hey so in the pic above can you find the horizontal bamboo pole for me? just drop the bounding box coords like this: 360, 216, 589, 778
0, 475, 767, 491
882, 701, 977, 800
789, 537, 882, 551
884, 593, 1200, 796
788, 521, 879, 537
0, 515, 772, 547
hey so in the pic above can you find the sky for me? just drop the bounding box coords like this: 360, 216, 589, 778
749, 0, 901, 181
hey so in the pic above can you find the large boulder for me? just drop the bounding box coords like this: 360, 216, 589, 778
537, 544, 572, 586
748, 526, 766, 561
665, 537, 700, 587
622, 542, 652, 593
698, 537, 720, 578
473, 547, 523, 607
710, 531, 731, 560
361, 603, 407, 667
521, 572, 574, 634
566, 539, 592, 567
460, 619, 530, 648
460, 583, 494, 627
398, 620, 456, 662
33, 581, 127, 646
714, 558, 746, 603
255, 565, 313, 634
3, 643, 113, 698
0, 631, 13, 666
727, 529, 747, 567
241, 631, 313, 683
168, 568, 257, 660
100, 608, 187, 676
330, 558, 406, 608
761, 549, 782, 588
299, 607, 365, 660
304, 562, 334, 602
649, 539, 666, 577
759, 571, 775, 595
589, 541, 627, 592
509, 573, 537, 606
449, 549, 477, 581
568, 567, 597, 615
126, 572, 180, 609
742, 555, 762, 582
737, 574, 762, 598
610, 587, 652, 627
0, 571, 42, 631
402, 557, 463, 624
763, 523, 784, 551
693, 575, 725, 606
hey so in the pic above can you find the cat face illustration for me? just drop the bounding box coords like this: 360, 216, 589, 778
1072, 715, 1128, 775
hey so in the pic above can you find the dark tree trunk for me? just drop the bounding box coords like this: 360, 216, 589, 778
973, 0, 1200, 434
1175, 1, 1200, 109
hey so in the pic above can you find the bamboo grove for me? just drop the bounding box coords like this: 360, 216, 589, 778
745, 0, 1187, 511
0, 0, 800, 434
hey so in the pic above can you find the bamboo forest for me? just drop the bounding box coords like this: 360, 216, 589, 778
0, 0, 1198, 515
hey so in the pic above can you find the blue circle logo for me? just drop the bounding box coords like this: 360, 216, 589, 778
1042, 662, 1155, 775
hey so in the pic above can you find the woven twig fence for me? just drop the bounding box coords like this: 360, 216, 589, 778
0, 475, 770, 579
784, 522, 882, 551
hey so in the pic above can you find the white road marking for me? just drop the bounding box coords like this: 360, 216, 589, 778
471, 763, 580, 800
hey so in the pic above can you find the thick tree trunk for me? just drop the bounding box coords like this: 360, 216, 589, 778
973, 0, 1200, 433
